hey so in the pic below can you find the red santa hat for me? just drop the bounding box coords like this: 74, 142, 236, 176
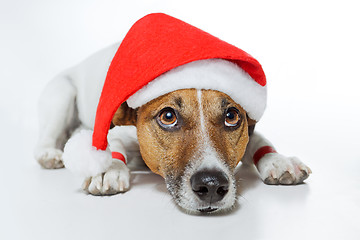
63, 13, 267, 177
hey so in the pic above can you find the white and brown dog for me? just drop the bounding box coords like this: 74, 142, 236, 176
34, 14, 311, 214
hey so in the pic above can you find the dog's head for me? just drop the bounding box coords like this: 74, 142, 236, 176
111, 59, 264, 213
133, 89, 251, 213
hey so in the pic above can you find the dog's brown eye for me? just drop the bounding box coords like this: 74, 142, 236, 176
225, 108, 240, 127
158, 108, 177, 127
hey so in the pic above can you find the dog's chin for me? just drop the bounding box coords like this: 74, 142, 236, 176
165, 175, 237, 215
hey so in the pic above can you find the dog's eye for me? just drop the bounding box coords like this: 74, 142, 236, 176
158, 108, 178, 128
225, 108, 240, 127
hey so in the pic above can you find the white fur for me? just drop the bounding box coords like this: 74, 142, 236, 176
197, 90, 206, 133
107, 127, 128, 164
107, 126, 140, 160
70, 43, 120, 129
127, 59, 267, 121
62, 129, 113, 178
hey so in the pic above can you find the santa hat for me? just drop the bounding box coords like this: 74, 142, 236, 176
62, 13, 267, 177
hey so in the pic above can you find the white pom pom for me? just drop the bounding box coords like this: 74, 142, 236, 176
63, 129, 113, 178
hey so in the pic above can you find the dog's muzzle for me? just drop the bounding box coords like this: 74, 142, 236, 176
190, 170, 229, 212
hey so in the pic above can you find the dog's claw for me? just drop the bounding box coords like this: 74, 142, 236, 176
297, 170, 309, 183
119, 181, 124, 192
96, 175, 103, 190
270, 170, 277, 179
264, 176, 278, 185
103, 181, 110, 192
279, 171, 294, 185
82, 177, 91, 190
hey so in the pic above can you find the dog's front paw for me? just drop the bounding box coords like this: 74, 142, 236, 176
82, 161, 130, 195
35, 148, 64, 169
257, 153, 312, 185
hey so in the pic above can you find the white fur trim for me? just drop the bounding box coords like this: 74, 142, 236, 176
127, 59, 267, 121
62, 129, 113, 177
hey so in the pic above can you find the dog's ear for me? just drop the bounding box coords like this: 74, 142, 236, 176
111, 102, 137, 127
247, 115, 256, 136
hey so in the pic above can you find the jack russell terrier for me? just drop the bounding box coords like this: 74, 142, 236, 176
34, 13, 311, 214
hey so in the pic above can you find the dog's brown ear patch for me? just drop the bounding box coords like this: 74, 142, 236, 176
247, 115, 256, 136
112, 102, 137, 127
247, 115, 257, 126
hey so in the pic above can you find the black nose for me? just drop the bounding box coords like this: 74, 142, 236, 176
190, 170, 229, 203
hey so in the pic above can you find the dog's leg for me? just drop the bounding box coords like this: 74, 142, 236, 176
81, 127, 137, 195
34, 74, 79, 169
242, 131, 312, 185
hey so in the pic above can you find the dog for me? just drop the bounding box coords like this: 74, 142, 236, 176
34, 41, 311, 214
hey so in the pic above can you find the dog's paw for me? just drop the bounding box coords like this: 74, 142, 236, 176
82, 160, 130, 195
257, 153, 312, 185
36, 148, 64, 169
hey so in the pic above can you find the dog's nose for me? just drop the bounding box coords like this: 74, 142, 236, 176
190, 170, 229, 203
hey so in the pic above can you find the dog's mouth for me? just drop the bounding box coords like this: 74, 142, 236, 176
198, 207, 218, 213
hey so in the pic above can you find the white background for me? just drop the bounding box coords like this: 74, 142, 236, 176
1, 0, 359, 239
